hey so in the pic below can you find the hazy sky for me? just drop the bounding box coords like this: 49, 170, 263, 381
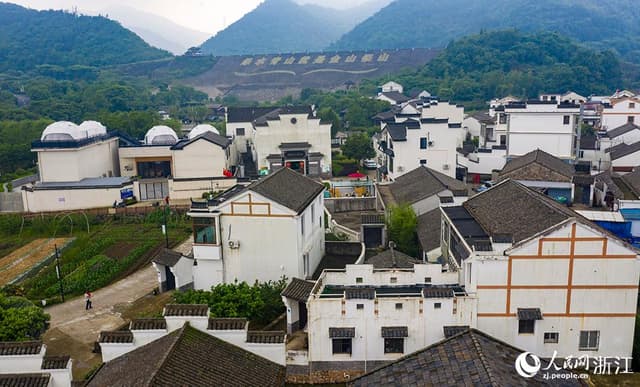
7, 0, 377, 34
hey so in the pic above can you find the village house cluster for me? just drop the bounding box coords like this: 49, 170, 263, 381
2, 83, 640, 385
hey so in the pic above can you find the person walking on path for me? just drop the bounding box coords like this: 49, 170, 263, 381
84, 290, 93, 310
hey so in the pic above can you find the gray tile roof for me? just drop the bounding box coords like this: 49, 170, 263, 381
384, 123, 407, 141
249, 167, 325, 214
499, 149, 574, 181
281, 278, 315, 302
423, 287, 454, 298
98, 331, 133, 344
0, 341, 42, 356
164, 304, 209, 317
348, 329, 584, 387
622, 167, 640, 198
606, 141, 640, 160
151, 249, 183, 267
41, 355, 70, 370
345, 288, 375, 300
130, 319, 167, 331
606, 122, 640, 138
208, 318, 247, 331
380, 92, 409, 104
246, 331, 286, 344
518, 308, 543, 320
279, 142, 311, 149
381, 326, 408, 338
387, 166, 468, 205
329, 327, 355, 338
87, 324, 286, 387
0, 374, 51, 387
580, 134, 598, 150
171, 131, 230, 150
365, 249, 421, 269
462, 180, 575, 243
595, 170, 626, 199
443, 326, 470, 338
416, 209, 442, 253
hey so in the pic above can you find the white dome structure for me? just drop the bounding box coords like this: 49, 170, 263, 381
41, 121, 88, 141
145, 125, 178, 145
79, 120, 107, 138
188, 124, 220, 139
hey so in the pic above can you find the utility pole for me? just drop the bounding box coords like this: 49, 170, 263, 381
162, 204, 169, 248
54, 245, 65, 302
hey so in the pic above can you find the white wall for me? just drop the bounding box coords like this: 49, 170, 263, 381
506, 108, 579, 158
118, 146, 173, 177
37, 138, 119, 183
172, 140, 228, 179
22, 185, 132, 213
612, 150, 640, 170
601, 98, 640, 130
253, 113, 332, 174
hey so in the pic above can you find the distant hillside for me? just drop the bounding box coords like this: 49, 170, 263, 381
331, 0, 640, 59
100, 5, 210, 55
199, 0, 388, 56
0, 2, 171, 72
367, 30, 624, 108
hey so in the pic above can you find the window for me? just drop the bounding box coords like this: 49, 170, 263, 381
395, 303, 403, 310
356, 304, 364, 310
434, 303, 442, 309
579, 331, 600, 351
544, 332, 559, 344
563, 115, 570, 125
420, 137, 428, 149
356, 277, 363, 284
236, 127, 245, 136
390, 277, 397, 283
499, 114, 507, 124
193, 217, 216, 245
424, 277, 432, 284
629, 102, 635, 109
500, 135, 506, 145
628, 116, 635, 124
332, 338, 352, 354
301, 215, 305, 236
420, 159, 427, 165
311, 204, 315, 225
384, 338, 404, 354
303, 253, 309, 278
518, 320, 535, 334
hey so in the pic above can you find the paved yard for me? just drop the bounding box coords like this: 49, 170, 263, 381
42, 238, 193, 380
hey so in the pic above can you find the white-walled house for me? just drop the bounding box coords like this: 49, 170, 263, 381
303, 264, 475, 371
226, 106, 332, 177
185, 167, 326, 290
23, 121, 134, 212
441, 179, 639, 358
119, 125, 235, 201
380, 101, 466, 179
504, 101, 580, 159
379, 81, 404, 94
601, 96, 640, 131
0, 341, 72, 387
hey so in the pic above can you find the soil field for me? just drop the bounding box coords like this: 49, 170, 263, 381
0, 238, 72, 286
104, 242, 138, 260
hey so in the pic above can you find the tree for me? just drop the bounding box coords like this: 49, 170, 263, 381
0, 292, 50, 341
318, 107, 341, 137
387, 204, 419, 257
342, 132, 375, 163
173, 278, 287, 327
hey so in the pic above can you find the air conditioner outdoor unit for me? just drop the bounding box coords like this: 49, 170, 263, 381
442, 164, 450, 170
228, 240, 241, 249
428, 141, 434, 146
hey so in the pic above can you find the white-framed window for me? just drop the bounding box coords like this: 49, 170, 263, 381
356, 277, 363, 284
544, 332, 559, 344
301, 214, 305, 236
563, 115, 570, 125
236, 127, 245, 136
434, 302, 442, 309
384, 338, 404, 354
579, 330, 600, 351
311, 204, 315, 225
518, 320, 535, 334
395, 303, 403, 310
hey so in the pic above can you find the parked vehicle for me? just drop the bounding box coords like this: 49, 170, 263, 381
474, 181, 496, 193
363, 159, 378, 170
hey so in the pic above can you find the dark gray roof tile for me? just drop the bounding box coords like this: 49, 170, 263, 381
443, 326, 470, 338
607, 122, 640, 139
0, 374, 51, 387
329, 327, 355, 338
249, 167, 325, 214
387, 166, 468, 205
0, 341, 42, 356
381, 326, 408, 338
41, 355, 70, 370
281, 278, 315, 302
164, 304, 209, 317
246, 331, 286, 344
499, 149, 574, 181
417, 209, 441, 253
130, 319, 167, 331
517, 308, 543, 320
365, 249, 420, 269
208, 318, 247, 331
99, 331, 133, 343
151, 249, 182, 267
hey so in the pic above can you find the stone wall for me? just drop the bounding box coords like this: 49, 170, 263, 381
325, 197, 377, 213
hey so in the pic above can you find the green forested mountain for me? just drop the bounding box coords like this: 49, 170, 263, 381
359, 30, 624, 109
331, 0, 640, 59
199, 0, 386, 56
0, 2, 171, 72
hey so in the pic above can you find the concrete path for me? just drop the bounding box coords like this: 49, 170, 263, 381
42, 237, 193, 379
